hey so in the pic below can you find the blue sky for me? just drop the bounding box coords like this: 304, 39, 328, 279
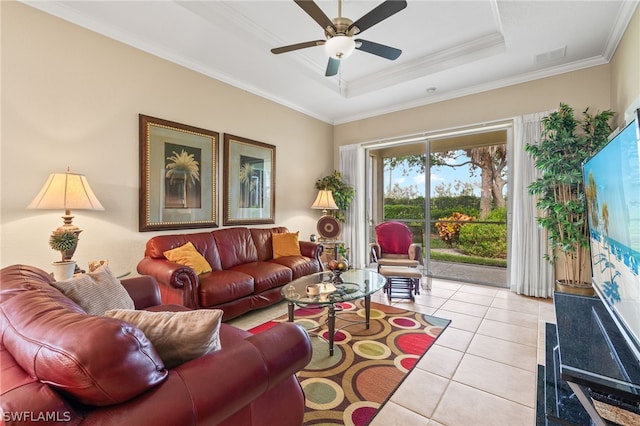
386, 152, 480, 197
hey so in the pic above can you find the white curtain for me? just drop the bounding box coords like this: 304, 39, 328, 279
509, 110, 555, 297
339, 144, 366, 269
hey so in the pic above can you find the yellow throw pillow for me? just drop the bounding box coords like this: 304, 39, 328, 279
104, 309, 223, 369
163, 242, 212, 275
272, 231, 301, 259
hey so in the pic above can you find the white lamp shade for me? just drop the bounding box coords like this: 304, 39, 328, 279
28, 171, 104, 211
311, 190, 339, 210
324, 35, 356, 60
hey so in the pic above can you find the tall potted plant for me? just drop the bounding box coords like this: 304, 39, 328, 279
526, 103, 614, 293
315, 170, 355, 222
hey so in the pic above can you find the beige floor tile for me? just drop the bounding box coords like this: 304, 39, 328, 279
452, 353, 536, 407
414, 294, 449, 309
484, 306, 538, 329
439, 299, 490, 318
539, 302, 557, 323
432, 381, 535, 426
457, 284, 500, 297
490, 296, 540, 315
466, 334, 538, 372
434, 327, 474, 352
450, 291, 494, 306
389, 369, 449, 418
370, 401, 429, 426
477, 318, 538, 347
402, 303, 437, 316
432, 309, 482, 333
427, 420, 445, 426
416, 344, 464, 379
426, 287, 456, 299
431, 280, 463, 291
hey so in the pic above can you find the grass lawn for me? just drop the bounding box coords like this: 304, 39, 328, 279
428, 236, 507, 268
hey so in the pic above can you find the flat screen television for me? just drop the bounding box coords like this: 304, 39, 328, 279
583, 108, 640, 363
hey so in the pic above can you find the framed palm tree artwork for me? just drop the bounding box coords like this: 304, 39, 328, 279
223, 134, 275, 225
139, 114, 218, 231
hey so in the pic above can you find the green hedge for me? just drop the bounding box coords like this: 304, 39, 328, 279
459, 223, 507, 258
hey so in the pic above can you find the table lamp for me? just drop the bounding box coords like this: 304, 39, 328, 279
28, 168, 104, 263
311, 190, 341, 240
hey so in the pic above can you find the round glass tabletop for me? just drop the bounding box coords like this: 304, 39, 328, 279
281, 269, 385, 305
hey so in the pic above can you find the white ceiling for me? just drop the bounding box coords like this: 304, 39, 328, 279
22, 0, 639, 125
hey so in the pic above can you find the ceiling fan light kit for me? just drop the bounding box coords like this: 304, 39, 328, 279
271, 0, 407, 77
324, 35, 356, 59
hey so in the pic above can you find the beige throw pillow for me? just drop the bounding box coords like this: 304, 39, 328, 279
51, 265, 135, 316
104, 309, 223, 369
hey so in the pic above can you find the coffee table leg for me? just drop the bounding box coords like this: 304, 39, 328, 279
328, 304, 336, 356
288, 301, 294, 322
365, 294, 371, 329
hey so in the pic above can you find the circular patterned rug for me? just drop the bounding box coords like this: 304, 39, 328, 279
250, 300, 450, 425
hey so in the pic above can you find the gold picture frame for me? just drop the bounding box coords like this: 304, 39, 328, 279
223, 134, 275, 225
139, 114, 218, 231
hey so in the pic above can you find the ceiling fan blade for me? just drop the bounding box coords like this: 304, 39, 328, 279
294, 0, 336, 32
271, 40, 325, 54
355, 39, 402, 60
325, 57, 340, 77
348, 0, 407, 34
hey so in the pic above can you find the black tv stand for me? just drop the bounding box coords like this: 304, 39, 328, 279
537, 292, 640, 425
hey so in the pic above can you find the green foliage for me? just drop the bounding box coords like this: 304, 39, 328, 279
430, 250, 507, 267
525, 103, 614, 284
486, 207, 507, 222
315, 170, 355, 222
435, 212, 475, 247
384, 204, 424, 220
49, 230, 78, 262
459, 223, 507, 258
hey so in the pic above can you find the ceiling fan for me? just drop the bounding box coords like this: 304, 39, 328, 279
271, 0, 407, 77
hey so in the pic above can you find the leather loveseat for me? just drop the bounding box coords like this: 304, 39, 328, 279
0, 264, 312, 425
137, 226, 323, 320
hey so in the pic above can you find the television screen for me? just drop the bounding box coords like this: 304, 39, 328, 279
583, 109, 640, 361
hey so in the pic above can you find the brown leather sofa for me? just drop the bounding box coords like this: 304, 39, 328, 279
0, 264, 312, 425
137, 226, 324, 320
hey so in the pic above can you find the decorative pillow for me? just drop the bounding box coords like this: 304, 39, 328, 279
104, 309, 223, 369
51, 265, 134, 316
163, 241, 212, 275
272, 231, 301, 259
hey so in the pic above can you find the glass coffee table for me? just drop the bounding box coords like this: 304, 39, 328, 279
281, 269, 386, 356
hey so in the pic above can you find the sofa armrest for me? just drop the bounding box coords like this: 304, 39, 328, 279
120, 275, 162, 309
299, 240, 324, 267
136, 257, 200, 308
171, 322, 311, 424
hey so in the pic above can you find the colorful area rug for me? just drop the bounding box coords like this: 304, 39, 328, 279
250, 300, 450, 425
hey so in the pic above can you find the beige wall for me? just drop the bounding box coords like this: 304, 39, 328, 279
334, 65, 612, 149
611, 5, 640, 126
0, 2, 333, 274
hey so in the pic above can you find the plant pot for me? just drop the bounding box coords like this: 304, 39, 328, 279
555, 279, 595, 296
51, 261, 76, 281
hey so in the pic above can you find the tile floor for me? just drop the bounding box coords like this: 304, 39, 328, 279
228, 276, 556, 426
